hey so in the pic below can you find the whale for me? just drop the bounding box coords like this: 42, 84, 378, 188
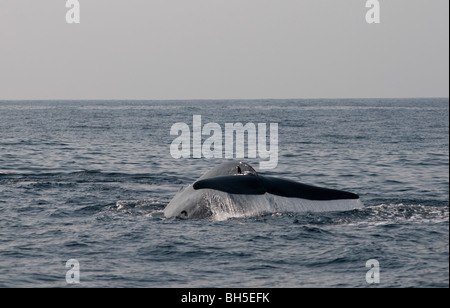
163, 161, 362, 220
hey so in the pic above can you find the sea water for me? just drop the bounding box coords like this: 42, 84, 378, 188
0, 99, 448, 287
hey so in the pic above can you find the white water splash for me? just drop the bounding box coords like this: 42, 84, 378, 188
116, 199, 166, 217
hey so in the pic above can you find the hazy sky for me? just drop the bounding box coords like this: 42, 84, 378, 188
0, 0, 448, 100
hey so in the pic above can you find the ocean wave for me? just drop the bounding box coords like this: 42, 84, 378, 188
116, 199, 167, 217
0, 171, 182, 185
289, 203, 449, 227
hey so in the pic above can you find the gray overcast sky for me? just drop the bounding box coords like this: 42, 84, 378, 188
0, 0, 448, 100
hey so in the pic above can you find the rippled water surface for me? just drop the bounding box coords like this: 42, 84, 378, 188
0, 99, 448, 287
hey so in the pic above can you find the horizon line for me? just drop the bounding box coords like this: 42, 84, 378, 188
0, 97, 449, 102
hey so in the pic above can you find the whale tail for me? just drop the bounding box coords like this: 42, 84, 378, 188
164, 160, 362, 219
194, 174, 359, 201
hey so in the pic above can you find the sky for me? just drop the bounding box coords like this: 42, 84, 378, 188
0, 0, 448, 100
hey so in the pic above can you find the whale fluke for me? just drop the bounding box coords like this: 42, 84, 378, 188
193, 175, 359, 200
163, 161, 362, 220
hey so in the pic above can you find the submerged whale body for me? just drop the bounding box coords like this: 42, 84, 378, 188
163, 161, 362, 220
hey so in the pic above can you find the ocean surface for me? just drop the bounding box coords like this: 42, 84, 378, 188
0, 99, 448, 288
